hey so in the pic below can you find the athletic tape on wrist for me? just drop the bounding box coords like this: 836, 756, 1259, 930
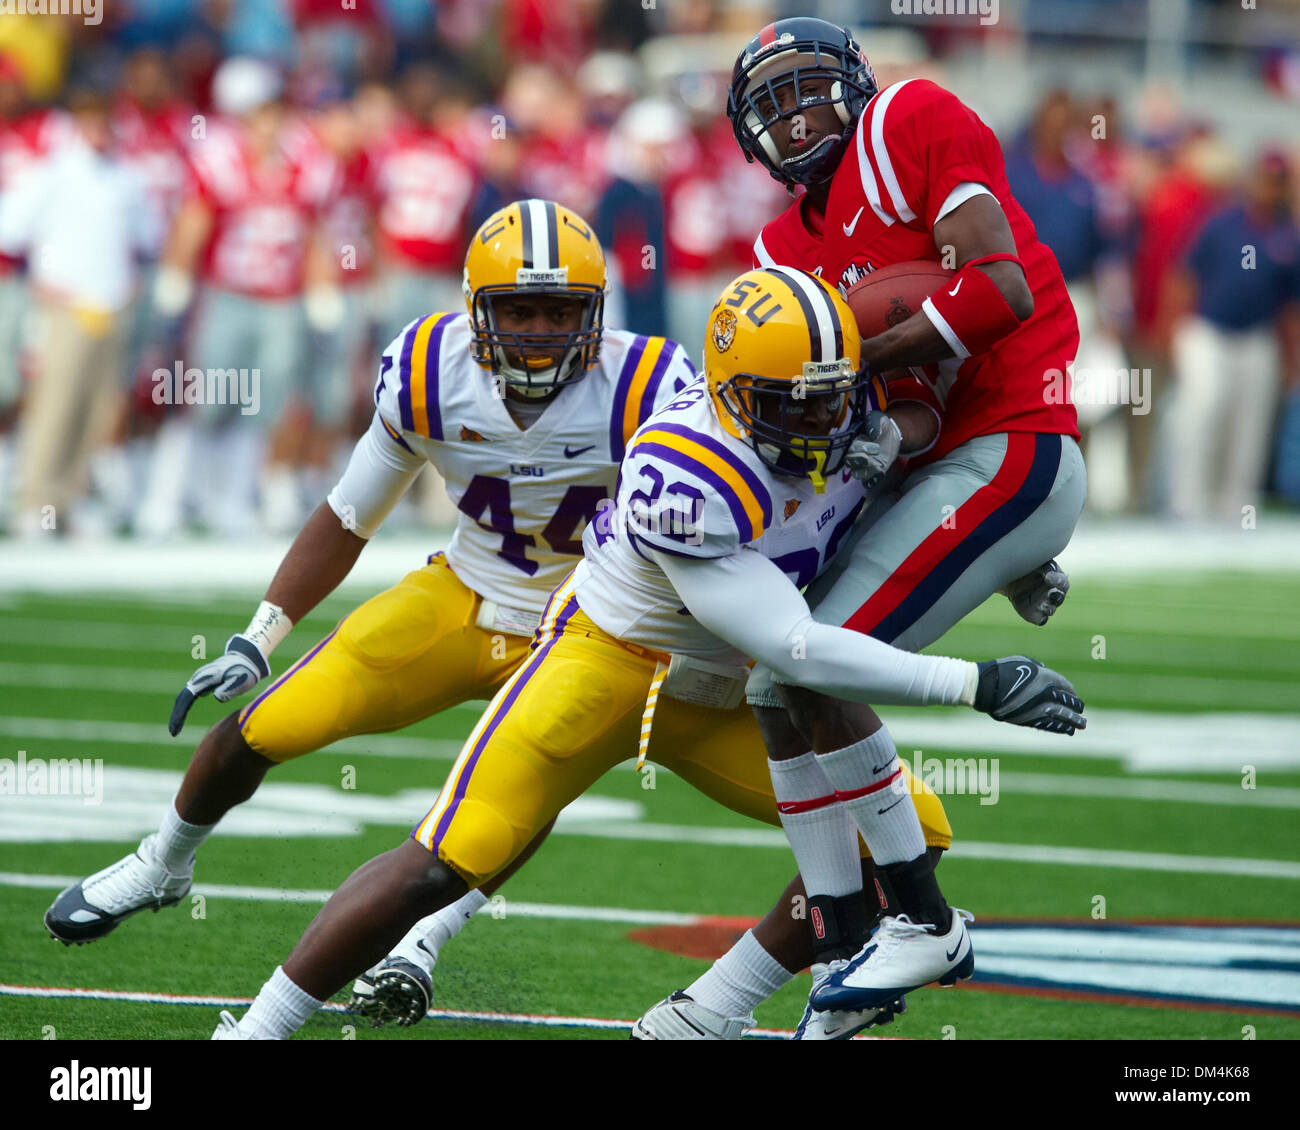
242, 601, 293, 660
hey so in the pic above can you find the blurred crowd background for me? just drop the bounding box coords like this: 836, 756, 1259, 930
0, 0, 1297, 541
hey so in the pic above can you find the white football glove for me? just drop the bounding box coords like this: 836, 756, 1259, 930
169, 634, 271, 736
845, 411, 903, 490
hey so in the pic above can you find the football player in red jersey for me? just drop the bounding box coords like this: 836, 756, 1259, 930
725, 18, 1088, 1018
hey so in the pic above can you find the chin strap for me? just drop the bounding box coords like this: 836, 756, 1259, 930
808, 449, 829, 494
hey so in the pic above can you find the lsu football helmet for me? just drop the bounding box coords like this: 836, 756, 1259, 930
463, 198, 607, 397
704, 267, 885, 493
727, 17, 877, 185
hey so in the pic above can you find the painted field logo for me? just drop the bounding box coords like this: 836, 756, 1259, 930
970, 923, 1300, 1014
50, 1061, 151, 1110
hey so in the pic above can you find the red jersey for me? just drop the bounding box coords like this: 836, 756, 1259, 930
188, 118, 329, 299
113, 97, 194, 258
320, 146, 378, 286
754, 79, 1079, 464
666, 119, 789, 277
664, 132, 732, 277
373, 125, 477, 271
518, 128, 607, 223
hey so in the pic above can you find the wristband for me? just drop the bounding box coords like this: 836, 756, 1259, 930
242, 600, 293, 659
922, 259, 1023, 359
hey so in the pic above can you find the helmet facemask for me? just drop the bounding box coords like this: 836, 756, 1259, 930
466, 278, 605, 399
717, 362, 871, 492
730, 36, 875, 185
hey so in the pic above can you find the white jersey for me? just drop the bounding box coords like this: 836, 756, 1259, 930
328, 311, 696, 613
572, 380, 869, 663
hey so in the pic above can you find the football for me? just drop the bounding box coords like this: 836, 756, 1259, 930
844, 259, 954, 338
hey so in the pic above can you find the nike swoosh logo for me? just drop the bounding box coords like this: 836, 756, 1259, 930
564, 444, 596, 458
870, 762, 893, 775
842, 206, 865, 237
947, 279, 963, 297
1007, 663, 1034, 698
877, 797, 904, 815
946, 941, 964, 961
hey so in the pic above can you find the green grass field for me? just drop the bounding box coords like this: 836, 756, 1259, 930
2, 568, 1298, 1040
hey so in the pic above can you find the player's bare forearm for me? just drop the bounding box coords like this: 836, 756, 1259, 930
861, 313, 955, 370
933, 193, 1033, 317
885, 400, 939, 454
263, 502, 368, 623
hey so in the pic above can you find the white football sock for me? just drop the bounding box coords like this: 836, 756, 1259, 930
769, 752, 861, 898
241, 966, 324, 1039
391, 888, 489, 973
685, 929, 791, 1018
153, 802, 215, 873
818, 727, 926, 866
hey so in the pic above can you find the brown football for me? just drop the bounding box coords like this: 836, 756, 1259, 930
844, 260, 954, 339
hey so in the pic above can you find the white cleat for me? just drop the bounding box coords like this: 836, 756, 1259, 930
811, 910, 974, 1013
211, 1010, 273, 1040
794, 961, 906, 1040
44, 834, 193, 944
630, 991, 755, 1040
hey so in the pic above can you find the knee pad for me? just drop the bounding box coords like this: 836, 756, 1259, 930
436, 799, 520, 887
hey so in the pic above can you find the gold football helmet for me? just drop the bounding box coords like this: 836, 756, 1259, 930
462, 198, 607, 397
704, 267, 885, 491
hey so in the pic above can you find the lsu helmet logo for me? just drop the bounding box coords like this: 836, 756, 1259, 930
711, 308, 738, 354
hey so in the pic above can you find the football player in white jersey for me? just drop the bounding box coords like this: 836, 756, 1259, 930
212, 267, 1084, 1040
42, 198, 696, 945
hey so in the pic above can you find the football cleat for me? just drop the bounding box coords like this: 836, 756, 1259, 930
355, 957, 433, 1028
347, 965, 380, 1013
630, 991, 756, 1041
211, 1010, 272, 1040
44, 834, 193, 944
811, 911, 974, 1013
793, 961, 906, 1040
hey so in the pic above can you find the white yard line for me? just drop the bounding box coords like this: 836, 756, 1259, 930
0, 983, 804, 1039
0, 872, 701, 923
993, 771, 1300, 808
7, 706, 1300, 773
551, 824, 1300, 879
5, 790, 1300, 890
0, 663, 189, 693
5, 519, 1300, 594
0, 716, 471, 759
